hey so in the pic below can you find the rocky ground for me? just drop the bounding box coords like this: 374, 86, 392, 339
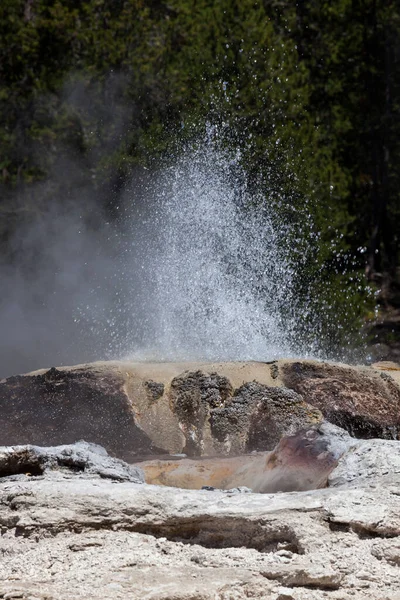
0, 433, 400, 600
1, 358, 400, 599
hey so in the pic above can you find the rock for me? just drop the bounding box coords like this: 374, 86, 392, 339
323, 485, 400, 538
0, 467, 399, 598
143, 380, 165, 402
275, 590, 296, 600
282, 360, 400, 439
1, 360, 400, 599
251, 421, 356, 493
261, 564, 343, 589
0, 361, 322, 460
371, 540, 400, 565
0, 441, 144, 483
223, 486, 253, 494
1, 359, 400, 462
169, 370, 234, 456
0, 364, 169, 461
328, 437, 400, 488
138, 419, 400, 497
171, 372, 322, 456
209, 381, 322, 455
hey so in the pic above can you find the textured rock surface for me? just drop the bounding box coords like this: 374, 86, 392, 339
0, 441, 144, 483
282, 360, 400, 438
0, 445, 400, 600
252, 421, 356, 493
1, 359, 400, 461
170, 373, 322, 456
328, 437, 400, 488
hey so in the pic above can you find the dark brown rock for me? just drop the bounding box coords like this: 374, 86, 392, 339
281, 361, 400, 439
211, 382, 322, 454
170, 370, 233, 456
144, 380, 165, 403
0, 366, 166, 461
170, 372, 322, 456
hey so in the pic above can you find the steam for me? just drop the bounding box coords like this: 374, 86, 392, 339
0, 196, 117, 377
0, 72, 134, 378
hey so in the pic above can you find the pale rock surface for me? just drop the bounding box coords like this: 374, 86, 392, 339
328, 438, 400, 488
0, 435, 400, 599
0, 441, 144, 483
1, 358, 400, 599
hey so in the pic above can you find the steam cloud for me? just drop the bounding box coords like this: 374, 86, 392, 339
0, 74, 136, 377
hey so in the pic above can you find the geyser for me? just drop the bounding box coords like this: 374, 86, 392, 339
123, 127, 302, 362
0, 124, 310, 378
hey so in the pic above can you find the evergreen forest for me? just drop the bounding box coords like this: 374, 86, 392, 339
1, 0, 399, 371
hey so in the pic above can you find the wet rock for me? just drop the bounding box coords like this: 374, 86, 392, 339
252, 421, 355, 493
144, 380, 165, 403
0, 365, 167, 461
281, 361, 400, 439
138, 452, 269, 490
171, 373, 322, 456
170, 370, 233, 455
138, 420, 400, 498
239, 383, 322, 452
270, 363, 280, 379
138, 421, 352, 492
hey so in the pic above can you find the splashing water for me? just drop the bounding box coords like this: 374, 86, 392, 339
124, 129, 301, 361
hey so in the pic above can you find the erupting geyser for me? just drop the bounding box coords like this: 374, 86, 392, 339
124, 127, 303, 362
